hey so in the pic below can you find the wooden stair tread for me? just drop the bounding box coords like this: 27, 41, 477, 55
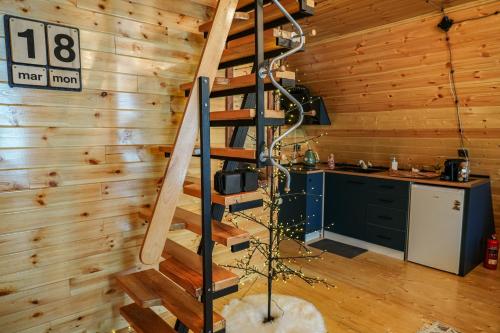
236, 0, 315, 12
120, 303, 176, 333
116, 269, 225, 333
176, 207, 250, 246
211, 109, 284, 121
139, 207, 250, 247
183, 182, 262, 206
180, 71, 295, 93
221, 28, 295, 66
200, 0, 314, 36
160, 239, 239, 298
159, 145, 256, 160
236, 0, 268, 11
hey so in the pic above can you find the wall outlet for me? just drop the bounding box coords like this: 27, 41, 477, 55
458, 148, 469, 158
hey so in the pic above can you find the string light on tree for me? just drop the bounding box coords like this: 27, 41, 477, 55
223, 131, 334, 322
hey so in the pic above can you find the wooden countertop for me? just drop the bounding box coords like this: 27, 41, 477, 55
288, 165, 489, 189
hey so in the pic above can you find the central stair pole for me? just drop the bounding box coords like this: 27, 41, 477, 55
255, 0, 266, 168
199, 76, 214, 333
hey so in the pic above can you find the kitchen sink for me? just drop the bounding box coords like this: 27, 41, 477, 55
334, 166, 384, 174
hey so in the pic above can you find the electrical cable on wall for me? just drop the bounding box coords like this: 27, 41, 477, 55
426, 0, 500, 172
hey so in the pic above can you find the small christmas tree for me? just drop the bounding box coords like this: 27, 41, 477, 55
224, 133, 334, 323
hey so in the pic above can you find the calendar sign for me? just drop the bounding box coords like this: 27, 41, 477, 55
4, 15, 82, 91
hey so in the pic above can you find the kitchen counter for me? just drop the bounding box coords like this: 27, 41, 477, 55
286, 164, 493, 276
288, 164, 489, 189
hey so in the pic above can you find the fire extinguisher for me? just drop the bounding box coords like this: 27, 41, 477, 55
484, 234, 498, 270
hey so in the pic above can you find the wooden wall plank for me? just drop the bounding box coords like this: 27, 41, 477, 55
0, 247, 140, 293
0, 106, 175, 129
79, 30, 116, 53
0, 214, 145, 255
79, 50, 196, 79
0, 281, 70, 317
0, 169, 30, 192
0, 183, 102, 214
76, 0, 203, 33
0, 84, 168, 110
0, 196, 152, 234
81, 70, 139, 93
0, 128, 176, 148
115, 36, 201, 64
101, 178, 162, 199
0, 147, 105, 170
128, 0, 213, 20
0, 285, 125, 332
0, 236, 114, 276
0, 1, 171, 43
20, 300, 127, 333
104, 145, 166, 163
27, 162, 165, 188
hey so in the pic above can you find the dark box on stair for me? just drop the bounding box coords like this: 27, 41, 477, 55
214, 169, 259, 195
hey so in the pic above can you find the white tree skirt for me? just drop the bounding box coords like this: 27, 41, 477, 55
417, 322, 461, 333
222, 294, 326, 333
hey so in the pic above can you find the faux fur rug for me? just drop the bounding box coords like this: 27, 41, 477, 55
222, 294, 326, 333
417, 322, 461, 333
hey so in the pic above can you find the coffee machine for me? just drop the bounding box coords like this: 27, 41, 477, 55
441, 159, 470, 182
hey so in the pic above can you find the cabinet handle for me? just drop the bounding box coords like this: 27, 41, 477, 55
379, 185, 395, 189
378, 198, 394, 203
377, 234, 391, 240
377, 215, 393, 220
348, 180, 364, 185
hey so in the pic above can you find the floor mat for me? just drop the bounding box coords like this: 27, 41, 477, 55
309, 239, 367, 259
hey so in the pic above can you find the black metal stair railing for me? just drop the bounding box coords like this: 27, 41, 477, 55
198, 76, 214, 333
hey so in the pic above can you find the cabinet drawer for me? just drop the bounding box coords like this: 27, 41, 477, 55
366, 205, 407, 231
368, 179, 409, 196
367, 191, 409, 210
366, 224, 405, 251
344, 175, 372, 187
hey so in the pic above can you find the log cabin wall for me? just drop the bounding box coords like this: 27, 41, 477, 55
0, 1, 233, 332
289, 0, 500, 229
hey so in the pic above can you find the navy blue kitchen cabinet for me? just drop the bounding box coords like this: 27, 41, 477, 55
278, 171, 323, 241
324, 172, 410, 251
324, 173, 371, 240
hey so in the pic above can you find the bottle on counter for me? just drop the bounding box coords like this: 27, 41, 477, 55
391, 156, 398, 171
328, 154, 335, 169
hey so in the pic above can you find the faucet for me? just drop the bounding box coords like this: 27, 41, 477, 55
358, 160, 373, 169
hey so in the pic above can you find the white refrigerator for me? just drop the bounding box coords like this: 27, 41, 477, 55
407, 184, 465, 274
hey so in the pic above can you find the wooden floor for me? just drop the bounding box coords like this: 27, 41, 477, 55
214, 241, 500, 333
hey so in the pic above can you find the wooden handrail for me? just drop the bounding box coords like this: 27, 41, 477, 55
140, 0, 239, 265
